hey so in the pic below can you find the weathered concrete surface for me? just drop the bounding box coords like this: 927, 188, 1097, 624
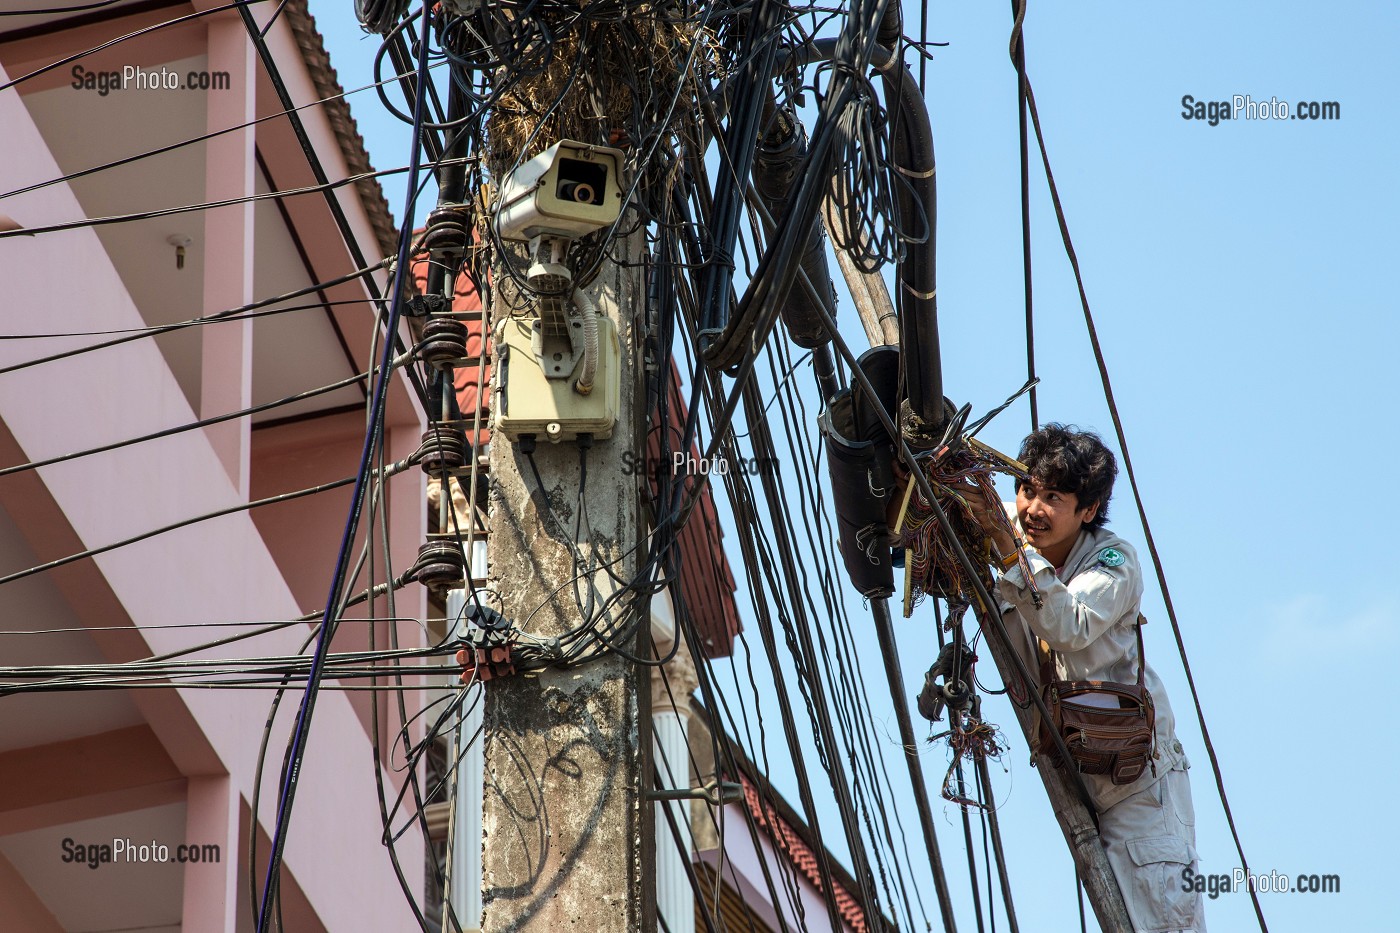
482, 229, 649, 932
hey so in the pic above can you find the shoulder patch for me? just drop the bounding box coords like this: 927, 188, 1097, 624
1097, 547, 1125, 568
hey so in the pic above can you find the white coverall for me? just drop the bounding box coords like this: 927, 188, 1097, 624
995, 519, 1206, 933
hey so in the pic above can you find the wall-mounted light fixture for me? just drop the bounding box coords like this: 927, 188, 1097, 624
167, 233, 193, 270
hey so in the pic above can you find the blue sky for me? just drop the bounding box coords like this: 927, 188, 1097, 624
309, 0, 1398, 928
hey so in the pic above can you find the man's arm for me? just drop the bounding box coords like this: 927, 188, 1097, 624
960, 488, 1142, 652
998, 551, 1141, 653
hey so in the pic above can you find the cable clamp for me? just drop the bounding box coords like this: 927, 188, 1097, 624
647, 780, 744, 807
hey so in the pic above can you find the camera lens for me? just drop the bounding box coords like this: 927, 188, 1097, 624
559, 182, 597, 204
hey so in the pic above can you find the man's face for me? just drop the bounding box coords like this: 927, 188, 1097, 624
1015, 479, 1099, 564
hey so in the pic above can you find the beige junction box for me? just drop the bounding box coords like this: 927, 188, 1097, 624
493, 313, 621, 442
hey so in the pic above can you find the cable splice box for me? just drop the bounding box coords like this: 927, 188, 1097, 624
494, 314, 620, 442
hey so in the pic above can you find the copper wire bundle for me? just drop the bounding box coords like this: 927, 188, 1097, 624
897, 445, 1030, 614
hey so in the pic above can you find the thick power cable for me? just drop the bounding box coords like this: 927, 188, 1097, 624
870, 597, 961, 932
1013, 40, 1268, 932
251, 3, 434, 928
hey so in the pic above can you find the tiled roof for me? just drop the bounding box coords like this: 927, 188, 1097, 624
285, 0, 400, 259
740, 775, 870, 933
646, 360, 742, 658
408, 254, 490, 445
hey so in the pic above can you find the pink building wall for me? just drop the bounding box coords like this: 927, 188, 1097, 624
0, 5, 428, 929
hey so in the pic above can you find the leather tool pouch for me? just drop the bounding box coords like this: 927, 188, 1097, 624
1037, 620, 1156, 786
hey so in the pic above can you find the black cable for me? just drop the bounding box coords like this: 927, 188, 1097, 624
1014, 34, 1268, 931
251, 3, 434, 926
0, 371, 368, 480
955, 758, 987, 933
1009, 0, 1037, 431
977, 769, 995, 933
0, 166, 409, 241
0, 0, 270, 93
0, 297, 379, 341
0, 260, 388, 378
973, 730, 1020, 932
0, 0, 123, 14
0, 61, 458, 204
695, 0, 786, 340
0, 616, 421, 636
257, 0, 291, 38
869, 599, 960, 931
1075, 869, 1087, 933
0, 476, 354, 590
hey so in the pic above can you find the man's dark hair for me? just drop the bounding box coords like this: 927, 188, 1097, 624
1016, 424, 1117, 529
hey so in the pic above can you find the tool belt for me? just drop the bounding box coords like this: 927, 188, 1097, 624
1037, 618, 1155, 786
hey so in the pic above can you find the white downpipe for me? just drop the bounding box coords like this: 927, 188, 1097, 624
446, 589, 485, 931
654, 710, 695, 933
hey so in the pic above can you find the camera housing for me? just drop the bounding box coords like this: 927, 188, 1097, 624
494, 141, 625, 241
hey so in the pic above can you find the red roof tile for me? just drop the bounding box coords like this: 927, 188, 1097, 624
644, 360, 742, 658
409, 252, 490, 444
740, 775, 869, 932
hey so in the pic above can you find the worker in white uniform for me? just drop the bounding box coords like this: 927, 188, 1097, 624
969, 424, 1206, 932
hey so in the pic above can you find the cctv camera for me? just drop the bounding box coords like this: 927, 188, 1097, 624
494, 140, 625, 241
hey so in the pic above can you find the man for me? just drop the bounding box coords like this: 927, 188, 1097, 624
969, 424, 1206, 933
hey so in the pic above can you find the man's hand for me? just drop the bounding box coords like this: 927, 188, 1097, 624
951, 480, 1018, 559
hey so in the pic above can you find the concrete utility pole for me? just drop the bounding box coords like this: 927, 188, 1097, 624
480, 234, 648, 929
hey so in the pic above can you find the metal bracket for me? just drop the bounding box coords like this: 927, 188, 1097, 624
527, 236, 585, 380
646, 780, 744, 807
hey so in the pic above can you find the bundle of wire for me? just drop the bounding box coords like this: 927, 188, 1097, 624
897, 444, 1038, 614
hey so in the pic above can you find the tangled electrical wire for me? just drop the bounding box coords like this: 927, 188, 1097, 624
897, 441, 1041, 614
0, 0, 1059, 927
